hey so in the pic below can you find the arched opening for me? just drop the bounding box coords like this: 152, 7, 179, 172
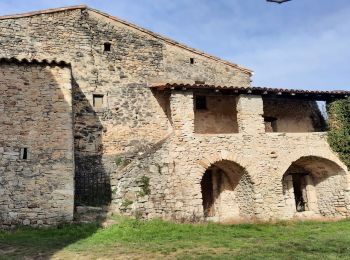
282, 156, 347, 218
200, 160, 254, 221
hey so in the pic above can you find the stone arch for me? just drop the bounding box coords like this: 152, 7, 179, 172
278, 150, 348, 180
195, 150, 255, 181
198, 159, 255, 222
282, 155, 348, 218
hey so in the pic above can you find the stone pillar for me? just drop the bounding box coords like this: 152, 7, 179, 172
170, 91, 194, 137
305, 175, 318, 212
212, 169, 219, 218
284, 175, 296, 215
236, 95, 265, 134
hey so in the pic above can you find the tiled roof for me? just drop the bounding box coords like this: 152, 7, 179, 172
0, 57, 70, 66
150, 83, 350, 100
0, 6, 252, 74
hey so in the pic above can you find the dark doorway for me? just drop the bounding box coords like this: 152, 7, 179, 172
291, 173, 308, 212
201, 170, 214, 217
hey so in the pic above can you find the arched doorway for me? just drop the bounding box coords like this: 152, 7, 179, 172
200, 160, 254, 221
282, 156, 347, 218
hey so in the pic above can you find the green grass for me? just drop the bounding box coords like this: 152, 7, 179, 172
1, 217, 350, 259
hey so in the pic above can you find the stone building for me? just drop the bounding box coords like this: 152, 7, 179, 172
0, 5, 349, 228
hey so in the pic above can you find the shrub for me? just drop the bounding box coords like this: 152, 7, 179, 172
327, 97, 350, 169
115, 157, 131, 167
137, 176, 151, 197
121, 199, 133, 208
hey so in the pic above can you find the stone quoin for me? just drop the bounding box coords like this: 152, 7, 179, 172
0, 6, 349, 228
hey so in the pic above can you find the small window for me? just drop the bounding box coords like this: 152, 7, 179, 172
195, 96, 207, 110
104, 42, 111, 52
93, 94, 104, 108
190, 58, 195, 64
195, 80, 205, 85
20, 148, 28, 160
264, 116, 278, 132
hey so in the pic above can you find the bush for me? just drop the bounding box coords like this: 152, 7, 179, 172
327, 97, 350, 169
115, 157, 131, 167
121, 199, 133, 208
137, 176, 151, 197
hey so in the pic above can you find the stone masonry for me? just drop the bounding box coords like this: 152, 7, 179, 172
0, 6, 349, 227
0, 61, 74, 228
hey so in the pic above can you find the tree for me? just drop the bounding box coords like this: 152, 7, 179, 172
327, 97, 350, 169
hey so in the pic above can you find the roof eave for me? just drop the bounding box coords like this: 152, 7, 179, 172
150, 83, 350, 101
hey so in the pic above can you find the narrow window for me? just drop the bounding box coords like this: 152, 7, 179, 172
195, 80, 205, 85
195, 95, 207, 110
93, 94, 104, 108
20, 148, 28, 160
264, 116, 278, 132
190, 58, 195, 64
104, 42, 111, 52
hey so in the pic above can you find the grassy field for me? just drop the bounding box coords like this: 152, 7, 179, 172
1, 217, 350, 259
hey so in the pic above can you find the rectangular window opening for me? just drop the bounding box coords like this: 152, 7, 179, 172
195, 80, 205, 85
194, 95, 239, 134
190, 58, 195, 64
20, 148, 28, 160
263, 97, 327, 133
195, 95, 207, 110
104, 42, 111, 52
264, 116, 278, 132
93, 94, 104, 109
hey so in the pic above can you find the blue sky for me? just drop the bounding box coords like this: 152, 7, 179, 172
1, 0, 349, 90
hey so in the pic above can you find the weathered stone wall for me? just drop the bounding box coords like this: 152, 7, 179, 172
0, 7, 251, 212
0, 8, 249, 156
0, 62, 74, 228
114, 92, 350, 222
163, 44, 251, 86
316, 174, 347, 217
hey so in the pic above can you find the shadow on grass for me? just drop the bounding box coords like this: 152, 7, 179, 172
0, 221, 103, 259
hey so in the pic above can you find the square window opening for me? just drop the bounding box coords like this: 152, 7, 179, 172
195, 95, 207, 110
194, 94, 239, 134
104, 42, 111, 52
264, 116, 278, 132
93, 94, 104, 109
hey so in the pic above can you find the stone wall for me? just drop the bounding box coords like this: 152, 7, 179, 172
113, 91, 350, 222
0, 61, 74, 228
163, 44, 251, 86
0, 7, 251, 222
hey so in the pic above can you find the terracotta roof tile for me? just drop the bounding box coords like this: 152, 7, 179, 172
150, 83, 350, 100
0, 57, 70, 66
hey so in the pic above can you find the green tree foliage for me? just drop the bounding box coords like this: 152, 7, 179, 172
327, 97, 350, 169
